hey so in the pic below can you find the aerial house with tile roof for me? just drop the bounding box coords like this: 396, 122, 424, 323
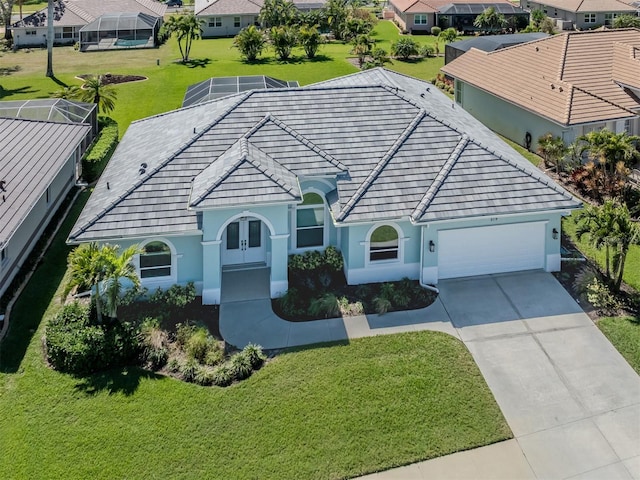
442, 29, 640, 152
69, 69, 580, 305
10, 0, 166, 50
521, 0, 637, 30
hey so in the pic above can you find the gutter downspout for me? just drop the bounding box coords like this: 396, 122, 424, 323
419, 226, 439, 294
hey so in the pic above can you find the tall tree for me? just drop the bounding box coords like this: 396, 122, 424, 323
0, 0, 15, 40
76, 75, 117, 114
46, 0, 54, 77
233, 25, 267, 62
473, 6, 507, 33
324, 0, 349, 39
259, 0, 297, 27
298, 24, 322, 59
270, 25, 297, 60
160, 13, 203, 63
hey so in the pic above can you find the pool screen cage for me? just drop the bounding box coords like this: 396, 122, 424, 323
79, 12, 160, 51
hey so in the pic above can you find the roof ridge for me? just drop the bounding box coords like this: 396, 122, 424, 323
564, 84, 575, 125
191, 143, 247, 206
410, 134, 469, 223
244, 143, 297, 195
252, 114, 349, 172
71, 92, 254, 239
572, 84, 639, 118
558, 31, 570, 81
337, 109, 426, 222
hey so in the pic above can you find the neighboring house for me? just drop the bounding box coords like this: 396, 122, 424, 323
183, 76, 299, 107
388, 0, 529, 33
69, 68, 580, 305
0, 118, 91, 299
521, 0, 638, 30
11, 0, 166, 50
196, 0, 326, 37
444, 32, 549, 64
442, 29, 640, 152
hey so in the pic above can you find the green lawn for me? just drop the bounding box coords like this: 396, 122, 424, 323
499, 135, 542, 167
0, 21, 448, 135
562, 214, 640, 292
598, 316, 640, 374
0, 188, 511, 479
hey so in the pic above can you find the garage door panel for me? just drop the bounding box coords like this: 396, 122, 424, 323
438, 223, 545, 279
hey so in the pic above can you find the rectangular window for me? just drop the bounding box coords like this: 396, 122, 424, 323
234, 16, 241, 28
209, 17, 222, 27
62, 26, 74, 39
414, 14, 427, 25
26, 30, 36, 35
604, 13, 618, 25
296, 207, 324, 248
584, 13, 596, 23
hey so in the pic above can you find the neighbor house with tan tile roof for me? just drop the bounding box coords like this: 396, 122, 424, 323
195, 0, 326, 37
388, 0, 529, 33
441, 28, 640, 151
521, 0, 637, 30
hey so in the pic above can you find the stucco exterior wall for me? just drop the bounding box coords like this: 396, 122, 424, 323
0, 154, 76, 298
199, 14, 258, 38
12, 26, 78, 47
455, 80, 572, 151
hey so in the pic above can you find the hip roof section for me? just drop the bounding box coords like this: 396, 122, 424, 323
69, 69, 579, 243
442, 28, 640, 126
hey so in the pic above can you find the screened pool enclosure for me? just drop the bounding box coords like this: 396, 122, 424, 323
79, 12, 161, 51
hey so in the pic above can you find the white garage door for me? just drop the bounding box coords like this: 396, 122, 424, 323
438, 222, 545, 279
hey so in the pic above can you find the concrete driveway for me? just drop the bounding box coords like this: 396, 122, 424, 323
368, 271, 640, 480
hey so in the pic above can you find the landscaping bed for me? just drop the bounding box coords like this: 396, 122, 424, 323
273, 247, 436, 321
77, 73, 147, 85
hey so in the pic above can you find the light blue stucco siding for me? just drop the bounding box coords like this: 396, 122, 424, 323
456, 81, 574, 152
113, 235, 204, 293
341, 220, 421, 284
420, 212, 565, 284
201, 204, 291, 304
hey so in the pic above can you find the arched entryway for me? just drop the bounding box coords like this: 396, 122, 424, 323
221, 216, 267, 268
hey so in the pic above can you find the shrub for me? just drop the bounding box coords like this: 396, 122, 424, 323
149, 282, 196, 307
277, 287, 305, 318
204, 342, 225, 367
309, 293, 340, 318
242, 343, 266, 369
185, 327, 216, 363
180, 359, 199, 382
194, 366, 214, 386
323, 246, 344, 272
373, 296, 392, 315
175, 322, 198, 348
211, 364, 233, 387
431, 26, 441, 36
138, 317, 169, 369
338, 296, 364, 316
45, 301, 139, 375
586, 278, 621, 315
167, 357, 181, 373
419, 44, 435, 57
229, 352, 253, 381
82, 117, 118, 183
391, 37, 419, 60
573, 266, 600, 298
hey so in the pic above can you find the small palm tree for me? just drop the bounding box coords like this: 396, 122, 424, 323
575, 201, 618, 284
161, 13, 204, 63
234, 25, 267, 62
101, 244, 142, 320
536, 133, 567, 172
351, 34, 374, 67
52, 85, 80, 99
298, 25, 322, 59
391, 37, 419, 60
77, 75, 117, 114
66, 242, 109, 322
438, 27, 458, 44
270, 25, 297, 61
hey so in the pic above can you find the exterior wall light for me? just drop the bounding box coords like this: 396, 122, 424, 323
552, 228, 559, 240
429, 240, 435, 252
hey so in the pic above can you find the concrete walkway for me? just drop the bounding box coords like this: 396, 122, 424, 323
219, 267, 457, 350
219, 269, 640, 479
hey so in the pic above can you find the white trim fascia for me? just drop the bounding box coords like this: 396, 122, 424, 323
270, 234, 290, 240
190, 200, 299, 212
201, 239, 222, 246
332, 215, 414, 228
416, 209, 574, 227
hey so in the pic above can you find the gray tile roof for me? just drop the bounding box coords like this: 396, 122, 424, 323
70, 69, 580, 242
1, 118, 91, 246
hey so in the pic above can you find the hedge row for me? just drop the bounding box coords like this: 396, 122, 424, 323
82, 116, 119, 183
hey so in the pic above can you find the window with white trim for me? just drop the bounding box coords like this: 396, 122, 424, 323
234, 16, 241, 28
455, 80, 463, 104
296, 192, 326, 249
604, 13, 618, 25
139, 241, 172, 278
26, 30, 36, 35
414, 14, 427, 25
369, 225, 399, 262
584, 13, 596, 23
209, 17, 222, 27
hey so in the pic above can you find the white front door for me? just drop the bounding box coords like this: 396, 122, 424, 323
222, 218, 266, 266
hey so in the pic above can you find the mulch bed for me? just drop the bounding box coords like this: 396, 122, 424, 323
77, 73, 147, 85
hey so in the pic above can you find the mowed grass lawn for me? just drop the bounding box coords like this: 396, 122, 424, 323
598, 317, 640, 375
0, 20, 449, 135
0, 192, 511, 479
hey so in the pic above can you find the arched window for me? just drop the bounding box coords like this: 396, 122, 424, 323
296, 192, 326, 249
139, 241, 172, 278
369, 225, 399, 262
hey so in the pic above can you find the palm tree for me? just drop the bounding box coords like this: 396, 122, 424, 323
161, 13, 204, 63
438, 27, 458, 44
259, 0, 297, 27
76, 75, 117, 114
66, 243, 142, 322
473, 6, 507, 33
52, 85, 80, 99
351, 34, 374, 67
270, 25, 297, 61
391, 37, 419, 60
46, 0, 53, 77
536, 133, 567, 172
101, 245, 142, 319
233, 25, 267, 62
609, 203, 640, 292
298, 25, 322, 59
